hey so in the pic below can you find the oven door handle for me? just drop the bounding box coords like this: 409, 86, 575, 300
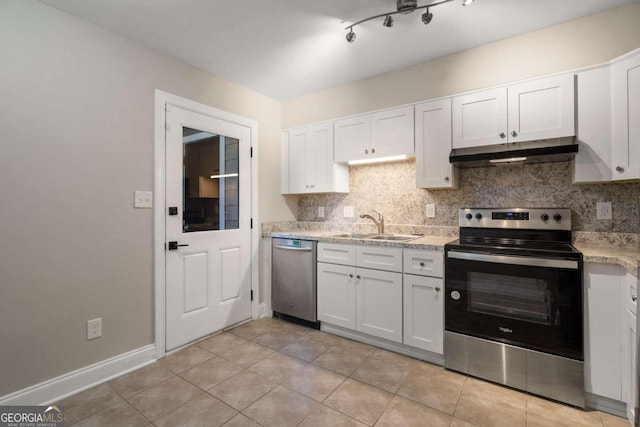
447, 250, 579, 270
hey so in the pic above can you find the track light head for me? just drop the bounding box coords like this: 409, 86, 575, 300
421, 9, 433, 25
383, 15, 394, 28
346, 29, 356, 43
462, 0, 475, 5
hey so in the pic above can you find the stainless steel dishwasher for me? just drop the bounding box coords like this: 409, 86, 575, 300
271, 238, 317, 323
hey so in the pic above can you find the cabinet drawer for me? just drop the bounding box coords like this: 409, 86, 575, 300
628, 272, 638, 316
356, 246, 403, 272
403, 249, 444, 278
317, 243, 356, 266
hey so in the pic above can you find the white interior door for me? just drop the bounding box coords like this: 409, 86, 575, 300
165, 105, 252, 351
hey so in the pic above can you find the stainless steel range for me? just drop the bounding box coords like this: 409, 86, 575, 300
444, 208, 584, 407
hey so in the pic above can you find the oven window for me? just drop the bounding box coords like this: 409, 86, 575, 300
467, 272, 551, 325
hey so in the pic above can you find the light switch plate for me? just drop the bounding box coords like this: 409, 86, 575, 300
134, 191, 153, 209
343, 206, 354, 218
318, 206, 325, 218
426, 204, 436, 218
596, 202, 612, 220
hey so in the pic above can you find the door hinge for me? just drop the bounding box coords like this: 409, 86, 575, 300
250, 147, 253, 158
250, 218, 253, 229
250, 290, 254, 301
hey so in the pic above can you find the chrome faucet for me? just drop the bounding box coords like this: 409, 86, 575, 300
360, 210, 384, 234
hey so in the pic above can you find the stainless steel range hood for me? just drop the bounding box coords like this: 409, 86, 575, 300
449, 137, 578, 168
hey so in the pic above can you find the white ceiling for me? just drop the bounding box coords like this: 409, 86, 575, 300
40, 0, 636, 100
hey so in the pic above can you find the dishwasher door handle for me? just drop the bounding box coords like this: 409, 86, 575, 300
273, 245, 313, 251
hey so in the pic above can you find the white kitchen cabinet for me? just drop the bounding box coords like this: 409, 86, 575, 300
415, 98, 457, 189
356, 245, 403, 273
317, 242, 403, 343
334, 106, 414, 163
611, 51, 640, 181
281, 123, 349, 195
622, 272, 638, 424
334, 115, 371, 164
584, 263, 623, 401
317, 262, 356, 330
507, 74, 575, 142
403, 274, 443, 353
356, 268, 403, 343
452, 87, 507, 149
573, 65, 613, 183
403, 249, 443, 278
452, 75, 575, 149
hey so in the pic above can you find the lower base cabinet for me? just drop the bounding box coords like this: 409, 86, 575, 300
317, 261, 402, 343
403, 274, 444, 354
626, 308, 637, 424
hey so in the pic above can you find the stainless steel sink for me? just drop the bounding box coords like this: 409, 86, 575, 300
365, 234, 422, 242
328, 232, 375, 239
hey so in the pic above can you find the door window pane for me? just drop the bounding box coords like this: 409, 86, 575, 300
182, 127, 239, 232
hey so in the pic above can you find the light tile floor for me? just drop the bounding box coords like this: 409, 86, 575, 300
58, 318, 631, 426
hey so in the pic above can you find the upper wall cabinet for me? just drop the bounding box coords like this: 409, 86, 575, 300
611, 52, 640, 181
452, 74, 575, 149
573, 66, 613, 183
281, 123, 349, 195
415, 98, 457, 189
335, 106, 414, 163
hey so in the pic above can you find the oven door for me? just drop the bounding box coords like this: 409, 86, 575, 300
445, 250, 583, 360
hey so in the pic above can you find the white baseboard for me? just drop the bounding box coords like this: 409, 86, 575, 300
257, 303, 268, 318
0, 344, 155, 406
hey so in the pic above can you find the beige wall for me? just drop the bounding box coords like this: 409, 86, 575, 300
0, 0, 294, 397
283, 2, 640, 128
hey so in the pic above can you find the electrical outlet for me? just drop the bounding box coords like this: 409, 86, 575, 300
596, 202, 612, 220
134, 191, 153, 209
343, 206, 354, 218
87, 318, 102, 340
426, 204, 436, 218
318, 206, 325, 218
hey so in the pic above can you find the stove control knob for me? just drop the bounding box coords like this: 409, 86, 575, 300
541, 213, 549, 221
475, 213, 483, 220
465, 213, 473, 220
553, 213, 562, 222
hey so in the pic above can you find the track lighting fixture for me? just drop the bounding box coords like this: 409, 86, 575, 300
421, 8, 433, 25
345, 0, 477, 43
346, 28, 356, 43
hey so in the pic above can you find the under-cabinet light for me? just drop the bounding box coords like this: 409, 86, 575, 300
489, 157, 527, 164
348, 155, 409, 166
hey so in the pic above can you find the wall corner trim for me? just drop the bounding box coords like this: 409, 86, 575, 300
0, 345, 155, 406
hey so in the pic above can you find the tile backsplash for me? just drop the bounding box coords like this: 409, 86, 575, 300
298, 159, 640, 234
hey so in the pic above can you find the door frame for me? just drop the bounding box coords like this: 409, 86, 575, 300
153, 90, 260, 358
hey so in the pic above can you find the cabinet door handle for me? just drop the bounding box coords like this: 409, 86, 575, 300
633, 295, 637, 302
444, 176, 450, 182
356, 275, 361, 280
419, 262, 425, 267
349, 274, 354, 278
435, 287, 441, 292
499, 132, 506, 139
371, 148, 375, 154
616, 166, 625, 173
511, 131, 518, 137
365, 149, 369, 155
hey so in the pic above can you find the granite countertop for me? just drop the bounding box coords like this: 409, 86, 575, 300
265, 229, 639, 276
574, 244, 640, 276
266, 230, 456, 251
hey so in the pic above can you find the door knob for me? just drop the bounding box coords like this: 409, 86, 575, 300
167, 241, 189, 250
